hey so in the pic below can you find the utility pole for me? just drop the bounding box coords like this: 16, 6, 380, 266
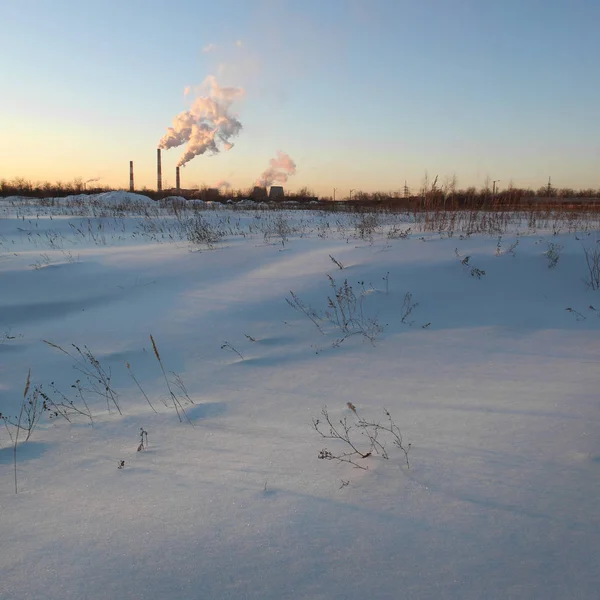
492, 180, 500, 202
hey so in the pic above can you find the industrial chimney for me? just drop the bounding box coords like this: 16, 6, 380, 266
129, 161, 134, 192
157, 148, 162, 191
176, 167, 181, 193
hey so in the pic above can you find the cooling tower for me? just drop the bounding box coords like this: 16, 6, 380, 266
269, 186, 284, 200
251, 186, 268, 200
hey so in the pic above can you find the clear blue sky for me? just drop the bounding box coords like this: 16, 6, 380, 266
1, 0, 598, 196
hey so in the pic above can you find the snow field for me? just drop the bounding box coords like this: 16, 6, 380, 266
1, 196, 599, 599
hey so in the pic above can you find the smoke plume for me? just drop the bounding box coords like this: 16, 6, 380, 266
159, 76, 244, 167
256, 151, 297, 187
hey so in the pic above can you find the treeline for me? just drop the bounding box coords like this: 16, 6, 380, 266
348, 186, 600, 211
0, 177, 320, 203
0, 177, 110, 198
2, 176, 599, 209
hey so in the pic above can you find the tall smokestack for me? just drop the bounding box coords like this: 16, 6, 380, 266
129, 161, 134, 192
176, 167, 180, 192
157, 148, 162, 191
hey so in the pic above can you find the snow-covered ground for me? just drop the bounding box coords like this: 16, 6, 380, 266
1, 194, 599, 599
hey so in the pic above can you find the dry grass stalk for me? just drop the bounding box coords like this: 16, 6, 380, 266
149, 335, 193, 425
126, 362, 158, 412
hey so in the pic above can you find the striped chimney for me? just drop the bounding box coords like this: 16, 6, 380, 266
157, 148, 162, 191
129, 161, 134, 192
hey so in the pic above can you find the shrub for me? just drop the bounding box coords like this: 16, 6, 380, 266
313, 404, 410, 470
583, 243, 600, 290
185, 215, 225, 247
545, 242, 563, 268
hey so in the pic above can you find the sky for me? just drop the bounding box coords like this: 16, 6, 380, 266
1, 0, 599, 197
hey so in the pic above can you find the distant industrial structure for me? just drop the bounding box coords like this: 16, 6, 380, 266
127, 151, 290, 199
157, 149, 162, 191
269, 186, 284, 199
250, 186, 286, 200
251, 186, 268, 200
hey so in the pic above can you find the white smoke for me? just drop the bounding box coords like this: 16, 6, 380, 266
257, 151, 297, 187
215, 179, 231, 190
159, 76, 244, 167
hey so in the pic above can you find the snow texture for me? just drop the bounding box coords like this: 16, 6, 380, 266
1, 195, 599, 599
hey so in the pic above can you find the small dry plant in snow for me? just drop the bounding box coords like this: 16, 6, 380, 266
401, 292, 419, 325
495, 236, 519, 257
313, 403, 411, 470
545, 242, 563, 268
43, 340, 121, 414
126, 362, 158, 413
287, 274, 385, 346
1, 370, 39, 493
40, 380, 94, 425
184, 215, 225, 248
582, 242, 600, 290
150, 334, 194, 425
221, 341, 244, 360
1, 371, 42, 446
455, 248, 486, 279
353, 213, 379, 241
387, 226, 411, 240
329, 254, 344, 270
263, 214, 293, 246
137, 428, 148, 451
324, 276, 383, 345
